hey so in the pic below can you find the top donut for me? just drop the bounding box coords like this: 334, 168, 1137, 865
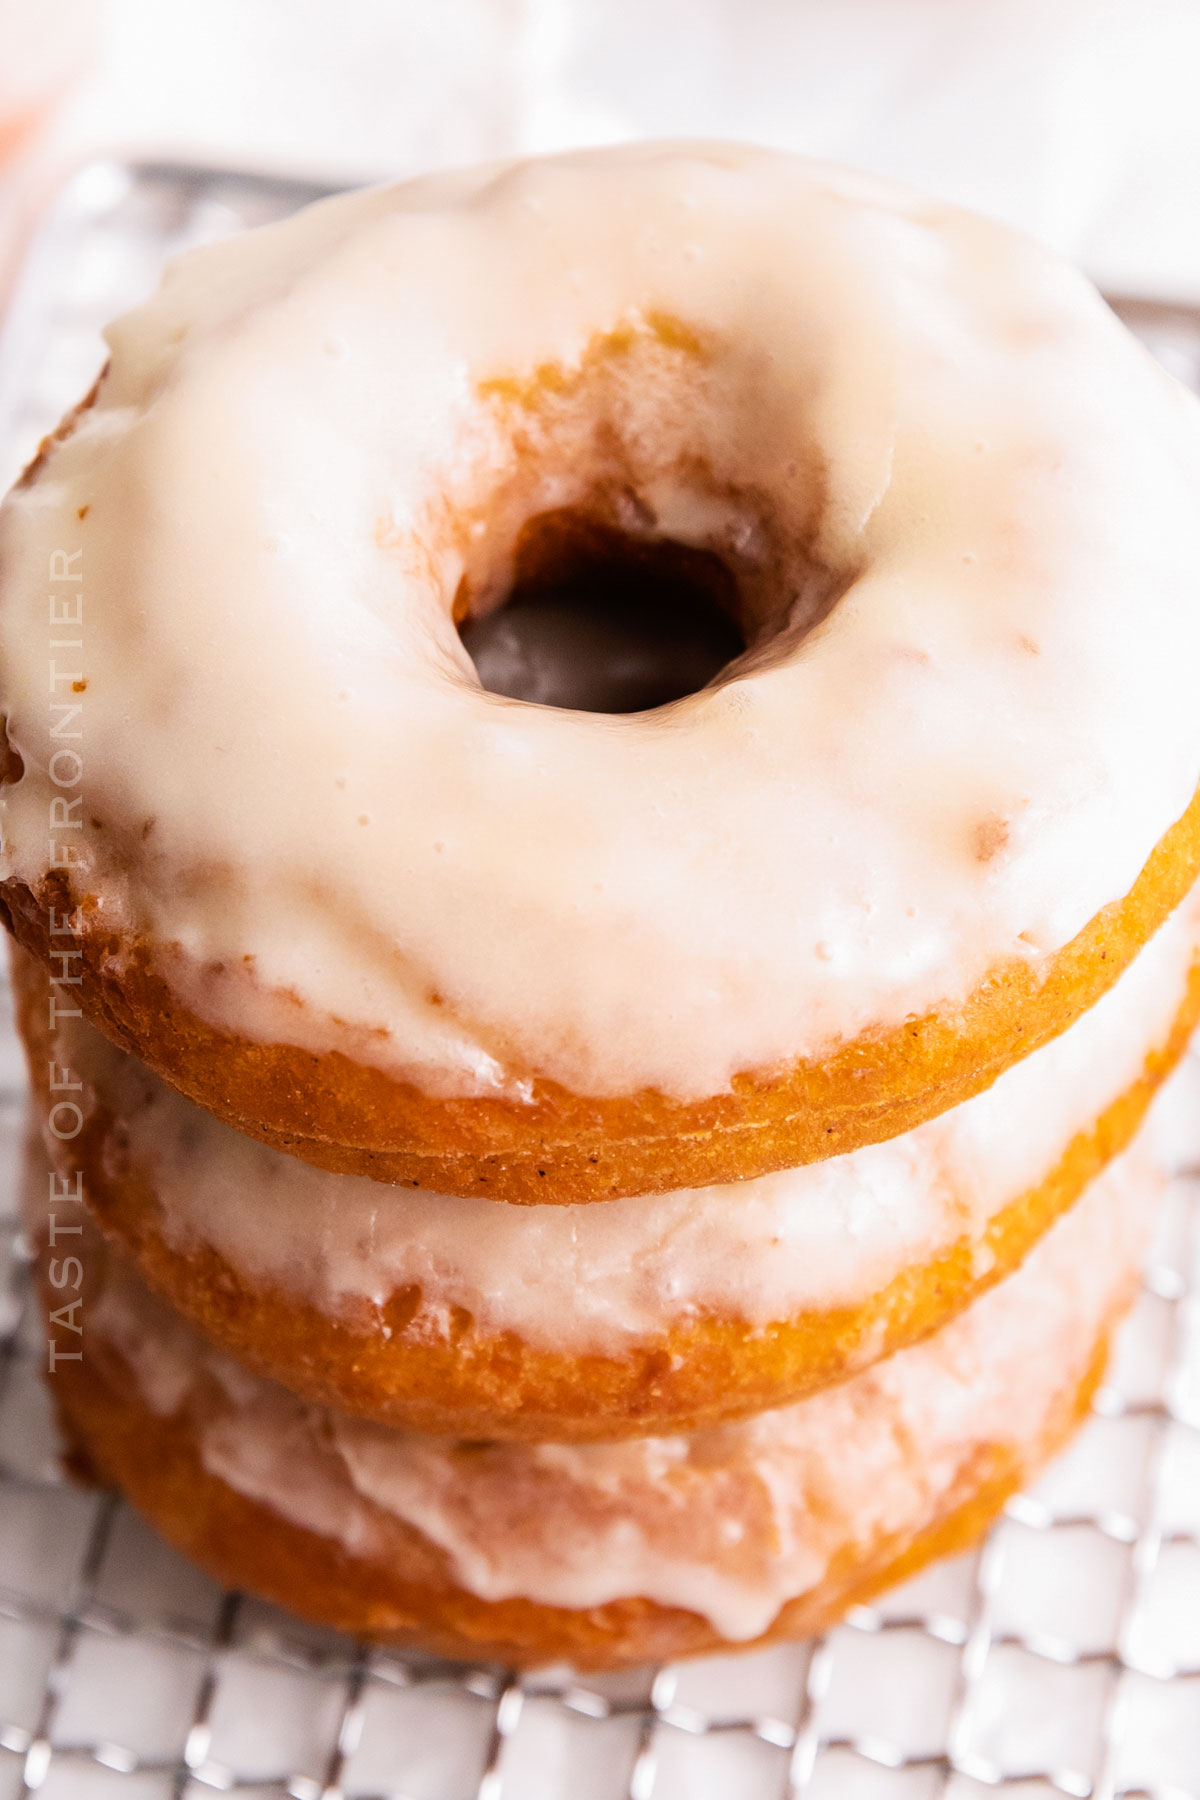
3, 142, 1200, 1203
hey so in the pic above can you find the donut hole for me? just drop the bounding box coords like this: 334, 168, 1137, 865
459, 511, 747, 714
452, 319, 846, 710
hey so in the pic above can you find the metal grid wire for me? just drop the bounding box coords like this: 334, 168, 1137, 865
0, 159, 1198, 1800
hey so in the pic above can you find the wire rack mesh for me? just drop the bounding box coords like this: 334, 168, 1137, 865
0, 158, 1199, 1800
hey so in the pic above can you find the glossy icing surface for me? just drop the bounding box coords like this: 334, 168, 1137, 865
90, 1124, 1157, 1639
4, 144, 1200, 1098
43, 889, 1199, 1346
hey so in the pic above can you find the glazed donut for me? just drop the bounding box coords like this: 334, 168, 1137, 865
18, 882, 1199, 1438
41, 1132, 1154, 1669
5, 144, 1200, 1202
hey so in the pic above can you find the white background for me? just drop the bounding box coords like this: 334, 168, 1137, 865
3, 0, 1200, 295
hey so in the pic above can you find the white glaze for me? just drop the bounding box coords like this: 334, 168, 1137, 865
48, 890, 1198, 1348
4, 144, 1200, 1100
87, 1124, 1158, 1641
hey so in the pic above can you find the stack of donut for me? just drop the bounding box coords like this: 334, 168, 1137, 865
3, 144, 1200, 1668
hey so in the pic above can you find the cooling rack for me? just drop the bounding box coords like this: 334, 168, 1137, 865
0, 158, 1199, 1800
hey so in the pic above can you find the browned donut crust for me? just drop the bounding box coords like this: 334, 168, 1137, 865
18, 940, 1199, 1440
48, 1274, 1110, 1670
5, 779, 1200, 1204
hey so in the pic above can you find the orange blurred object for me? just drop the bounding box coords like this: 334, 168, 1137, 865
0, 0, 95, 165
